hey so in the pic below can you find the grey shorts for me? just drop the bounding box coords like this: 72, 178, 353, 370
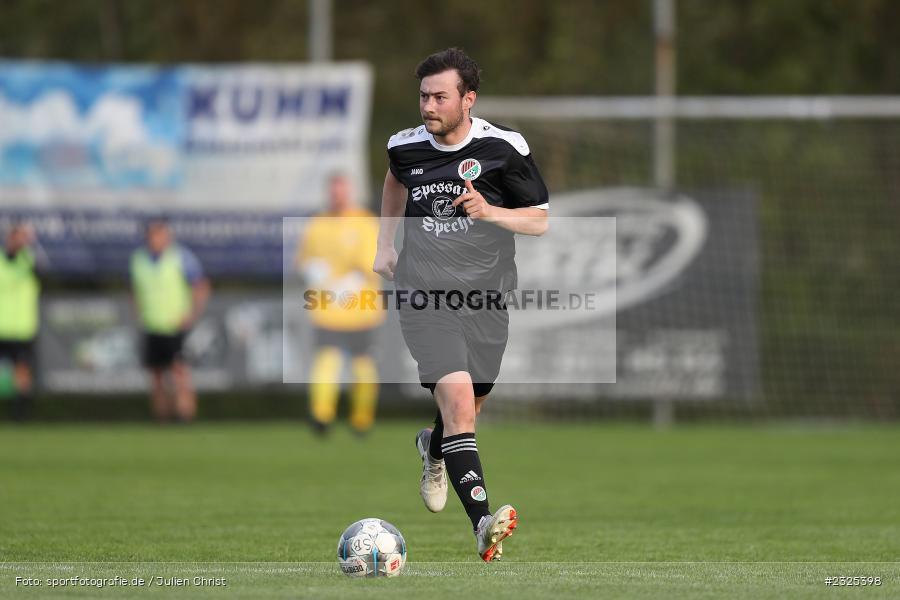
397, 297, 508, 396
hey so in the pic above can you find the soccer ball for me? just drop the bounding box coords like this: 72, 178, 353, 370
336, 518, 407, 577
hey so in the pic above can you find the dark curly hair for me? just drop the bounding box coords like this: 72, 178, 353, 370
415, 47, 481, 96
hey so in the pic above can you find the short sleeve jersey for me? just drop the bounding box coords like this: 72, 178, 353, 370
387, 117, 548, 293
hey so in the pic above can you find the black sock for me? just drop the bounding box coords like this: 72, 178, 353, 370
429, 410, 443, 460
441, 432, 491, 529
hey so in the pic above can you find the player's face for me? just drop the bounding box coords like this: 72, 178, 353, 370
420, 70, 473, 138
5, 225, 32, 252
328, 176, 353, 213
146, 224, 171, 254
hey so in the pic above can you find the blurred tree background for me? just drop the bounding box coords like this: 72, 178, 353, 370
3, 0, 900, 176
2, 0, 899, 417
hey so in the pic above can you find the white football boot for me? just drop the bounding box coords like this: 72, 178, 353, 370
475, 504, 518, 561
415, 428, 448, 512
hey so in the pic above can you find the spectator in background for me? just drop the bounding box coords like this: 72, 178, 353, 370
0, 221, 40, 421
130, 218, 210, 423
296, 173, 384, 435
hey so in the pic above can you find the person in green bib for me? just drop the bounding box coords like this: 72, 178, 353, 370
130, 218, 210, 423
0, 221, 40, 421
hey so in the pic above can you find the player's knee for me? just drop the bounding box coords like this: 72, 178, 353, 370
445, 410, 475, 432
351, 355, 377, 382
441, 391, 475, 431
171, 362, 192, 385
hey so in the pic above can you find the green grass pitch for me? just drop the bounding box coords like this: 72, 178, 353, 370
1, 421, 898, 598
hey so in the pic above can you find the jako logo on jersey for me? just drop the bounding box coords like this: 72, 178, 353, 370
470, 486, 487, 501
458, 158, 481, 180
411, 180, 465, 203
410, 168, 423, 175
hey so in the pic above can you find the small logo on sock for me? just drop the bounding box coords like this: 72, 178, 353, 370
459, 470, 482, 484
470, 486, 487, 501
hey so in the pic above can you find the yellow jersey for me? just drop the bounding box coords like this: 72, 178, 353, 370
296, 208, 385, 331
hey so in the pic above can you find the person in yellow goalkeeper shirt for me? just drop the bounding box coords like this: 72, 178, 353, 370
297, 173, 384, 435
0, 221, 40, 421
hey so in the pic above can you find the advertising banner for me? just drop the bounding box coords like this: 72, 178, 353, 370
39, 293, 285, 393
497, 187, 759, 401
34, 187, 758, 403
0, 61, 372, 277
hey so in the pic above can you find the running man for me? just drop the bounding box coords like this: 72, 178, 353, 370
373, 48, 549, 561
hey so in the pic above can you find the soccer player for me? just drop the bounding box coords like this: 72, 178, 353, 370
130, 218, 210, 423
373, 48, 549, 561
296, 173, 384, 436
0, 221, 40, 421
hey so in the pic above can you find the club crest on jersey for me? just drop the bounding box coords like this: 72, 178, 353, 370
432, 196, 457, 221
458, 158, 481, 181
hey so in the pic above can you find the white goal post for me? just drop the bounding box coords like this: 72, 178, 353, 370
475, 96, 900, 121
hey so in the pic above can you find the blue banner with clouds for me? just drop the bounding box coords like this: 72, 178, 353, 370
0, 62, 184, 189
0, 61, 372, 278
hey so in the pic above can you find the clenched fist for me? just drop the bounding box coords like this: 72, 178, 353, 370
373, 245, 399, 281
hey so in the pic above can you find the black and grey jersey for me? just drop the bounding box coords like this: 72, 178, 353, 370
387, 116, 549, 293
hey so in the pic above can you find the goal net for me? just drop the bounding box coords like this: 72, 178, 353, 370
473, 96, 900, 420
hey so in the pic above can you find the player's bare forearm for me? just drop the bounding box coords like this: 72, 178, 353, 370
183, 278, 211, 329
483, 206, 548, 236
452, 180, 548, 236
378, 169, 406, 248
374, 169, 406, 280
